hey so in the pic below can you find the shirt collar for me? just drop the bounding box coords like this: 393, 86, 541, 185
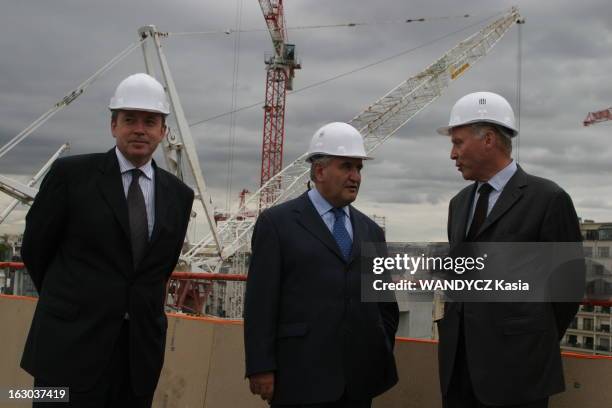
115, 147, 153, 180
479, 159, 517, 193
307, 186, 350, 218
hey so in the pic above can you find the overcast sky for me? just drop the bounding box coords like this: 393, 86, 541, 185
1, 0, 612, 242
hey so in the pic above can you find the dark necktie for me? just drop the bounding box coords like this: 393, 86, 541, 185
128, 169, 149, 268
466, 183, 493, 241
332, 208, 352, 261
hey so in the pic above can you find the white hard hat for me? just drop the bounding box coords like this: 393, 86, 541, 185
305, 122, 372, 162
109, 73, 170, 115
437, 91, 518, 137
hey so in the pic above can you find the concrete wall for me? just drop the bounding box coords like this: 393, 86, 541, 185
1, 295, 610, 408
397, 301, 435, 339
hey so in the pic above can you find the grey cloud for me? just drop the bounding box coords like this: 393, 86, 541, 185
3, 0, 612, 238
578, 198, 612, 210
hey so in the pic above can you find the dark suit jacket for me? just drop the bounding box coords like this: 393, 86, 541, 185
244, 192, 399, 405
20, 148, 194, 395
438, 165, 583, 405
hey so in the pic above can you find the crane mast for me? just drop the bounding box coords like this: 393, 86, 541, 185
258, 0, 301, 207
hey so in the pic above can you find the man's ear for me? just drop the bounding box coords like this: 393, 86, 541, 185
483, 129, 495, 148
110, 118, 118, 138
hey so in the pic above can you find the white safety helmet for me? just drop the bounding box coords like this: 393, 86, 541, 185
109, 73, 170, 115
437, 91, 518, 137
305, 122, 372, 162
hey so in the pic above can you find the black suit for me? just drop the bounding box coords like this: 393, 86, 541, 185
438, 165, 583, 406
21, 149, 193, 397
244, 192, 399, 406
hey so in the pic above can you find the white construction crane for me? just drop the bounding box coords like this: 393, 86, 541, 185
137, 25, 223, 256
0, 143, 70, 216
184, 7, 524, 273
2, 26, 224, 255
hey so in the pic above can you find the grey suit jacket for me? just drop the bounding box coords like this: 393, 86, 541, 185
438, 165, 584, 405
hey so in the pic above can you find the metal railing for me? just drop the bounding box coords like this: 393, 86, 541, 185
2, 262, 611, 319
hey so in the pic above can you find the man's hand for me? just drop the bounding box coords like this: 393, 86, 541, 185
248, 371, 274, 403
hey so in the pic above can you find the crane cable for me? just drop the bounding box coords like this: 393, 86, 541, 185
165, 14, 472, 37
0, 38, 145, 159
188, 10, 505, 128
225, 0, 244, 213
515, 18, 524, 163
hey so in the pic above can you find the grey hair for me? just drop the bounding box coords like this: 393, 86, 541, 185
309, 155, 333, 182
470, 123, 512, 155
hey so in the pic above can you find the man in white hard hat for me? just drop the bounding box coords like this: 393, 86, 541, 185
244, 122, 399, 407
437, 92, 583, 407
20, 73, 194, 407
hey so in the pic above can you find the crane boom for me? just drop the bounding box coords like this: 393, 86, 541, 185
0, 143, 70, 223
259, 0, 287, 57
185, 7, 523, 271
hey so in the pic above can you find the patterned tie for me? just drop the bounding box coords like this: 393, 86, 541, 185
332, 208, 352, 261
466, 183, 493, 241
128, 169, 149, 268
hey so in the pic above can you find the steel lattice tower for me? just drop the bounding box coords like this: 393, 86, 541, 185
259, 0, 300, 207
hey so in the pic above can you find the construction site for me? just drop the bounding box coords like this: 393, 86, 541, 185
1, 1, 611, 407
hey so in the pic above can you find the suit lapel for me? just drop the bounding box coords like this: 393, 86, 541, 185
473, 165, 527, 239
348, 207, 363, 265
148, 163, 170, 247
97, 149, 130, 240
97, 149, 173, 272
296, 193, 346, 263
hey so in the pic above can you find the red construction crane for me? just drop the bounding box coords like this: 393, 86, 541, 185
258, 0, 300, 208
584, 108, 612, 126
